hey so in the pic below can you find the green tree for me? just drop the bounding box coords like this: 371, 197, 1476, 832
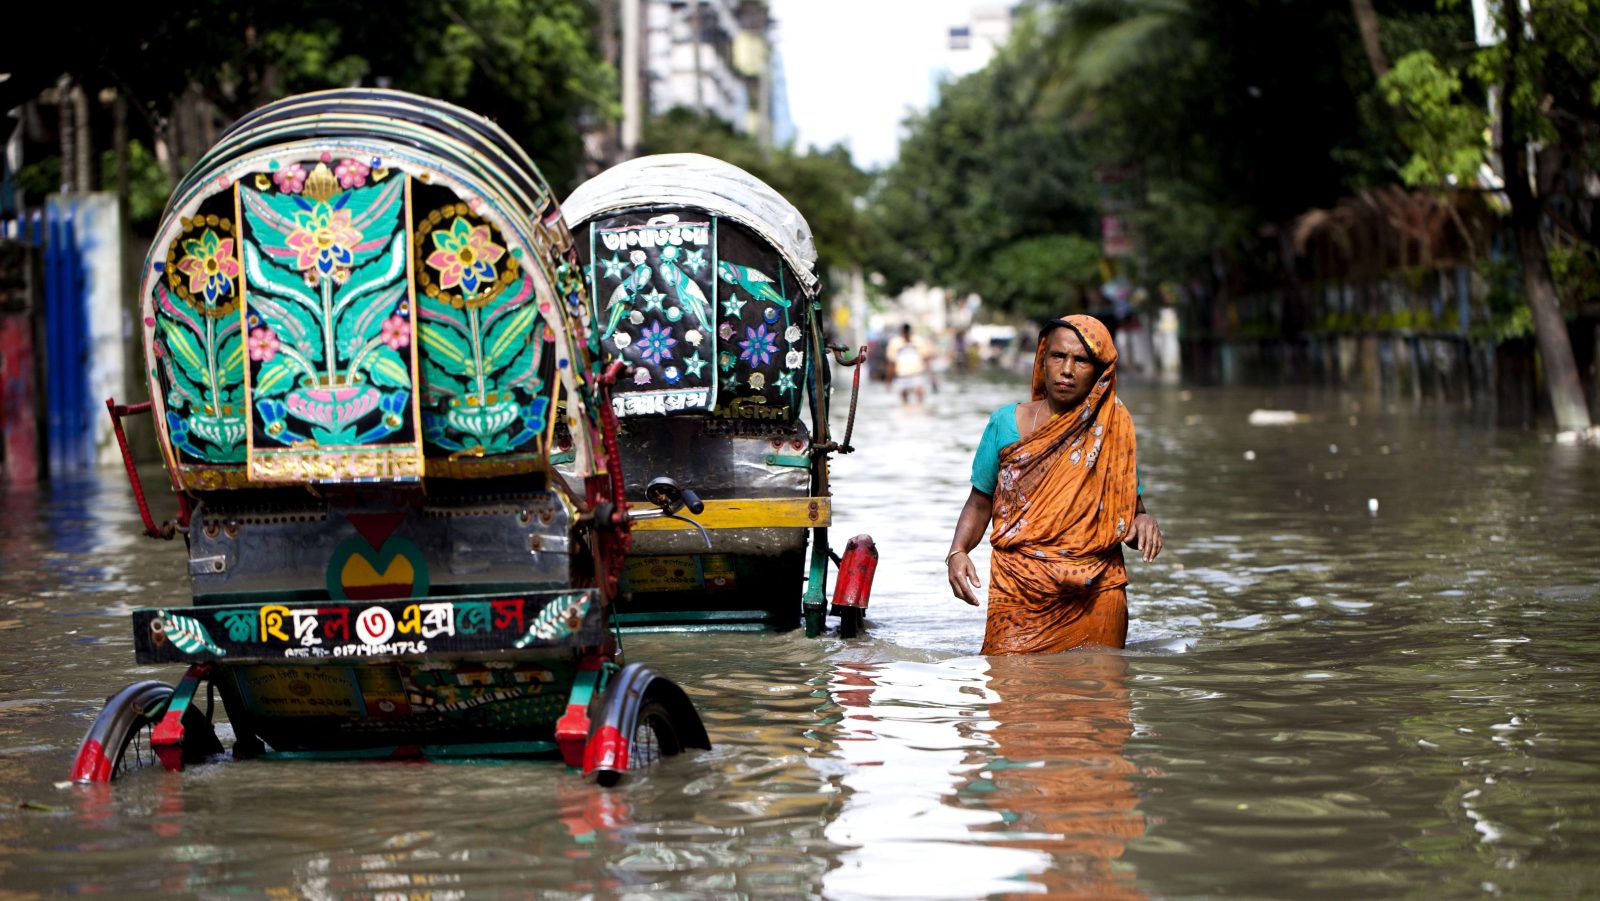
866, 15, 1099, 311
643, 108, 875, 295
866, 0, 1477, 323
1380, 0, 1599, 431
1379, 50, 1488, 187
7, 0, 615, 223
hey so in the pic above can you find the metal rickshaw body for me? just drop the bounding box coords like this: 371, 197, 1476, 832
562, 154, 874, 637
73, 90, 707, 786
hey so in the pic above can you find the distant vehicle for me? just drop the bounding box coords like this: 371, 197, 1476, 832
74, 90, 708, 787
967, 323, 1020, 366
563, 154, 877, 638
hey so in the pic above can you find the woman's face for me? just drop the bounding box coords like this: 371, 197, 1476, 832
1042, 327, 1098, 409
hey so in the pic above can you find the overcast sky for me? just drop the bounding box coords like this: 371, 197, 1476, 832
769, 0, 998, 171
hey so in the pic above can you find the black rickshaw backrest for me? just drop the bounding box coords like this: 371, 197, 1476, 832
562, 153, 820, 426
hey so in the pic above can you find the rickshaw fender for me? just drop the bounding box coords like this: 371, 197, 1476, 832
71, 680, 174, 783
585, 664, 710, 777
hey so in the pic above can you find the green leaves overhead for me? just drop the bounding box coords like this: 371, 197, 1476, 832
11, 0, 614, 204
1381, 50, 1488, 189
867, 0, 1482, 304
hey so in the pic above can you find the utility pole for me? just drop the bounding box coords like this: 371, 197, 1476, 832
692, 0, 705, 114
621, 0, 642, 159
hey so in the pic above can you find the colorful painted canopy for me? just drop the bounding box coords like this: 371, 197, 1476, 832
563, 154, 819, 421
140, 89, 597, 491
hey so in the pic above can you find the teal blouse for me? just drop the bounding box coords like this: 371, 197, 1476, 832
970, 402, 1142, 496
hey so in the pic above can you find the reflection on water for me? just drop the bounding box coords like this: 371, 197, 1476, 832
970, 654, 1144, 900
821, 654, 1145, 899
2, 373, 1599, 898
822, 658, 1045, 900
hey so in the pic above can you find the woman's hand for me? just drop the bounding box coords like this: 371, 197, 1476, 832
947, 550, 982, 606
947, 488, 994, 607
1126, 513, 1163, 562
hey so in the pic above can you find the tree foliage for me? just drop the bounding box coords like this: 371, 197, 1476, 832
7, 0, 615, 214
1378, 0, 1600, 429
866, 0, 1474, 315
866, 17, 1098, 310
1381, 50, 1488, 188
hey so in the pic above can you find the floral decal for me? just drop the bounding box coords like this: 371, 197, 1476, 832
285, 202, 362, 277
379, 315, 411, 350
638, 321, 678, 365
334, 158, 370, 189
248, 326, 281, 363
775, 371, 796, 393
176, 228, 240, 304
273, 164, 307, 194
425, 216, 505, 296
739, 323, 777, 367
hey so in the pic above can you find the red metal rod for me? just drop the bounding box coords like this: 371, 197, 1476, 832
106, 398, 167, 539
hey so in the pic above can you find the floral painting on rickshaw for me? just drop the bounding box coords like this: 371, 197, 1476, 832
236, 158, 424, 483
711, 222, 807, 421
150, 193, 251, 465
411, 185, 557, 463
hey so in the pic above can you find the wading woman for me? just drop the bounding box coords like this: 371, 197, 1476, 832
946, 315, 1161, 654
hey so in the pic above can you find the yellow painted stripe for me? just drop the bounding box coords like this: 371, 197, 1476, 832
630, 497, 831, 531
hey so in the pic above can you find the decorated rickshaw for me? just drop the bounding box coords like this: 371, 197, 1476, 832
71, 89, 707, 786
562, 154, 877, 638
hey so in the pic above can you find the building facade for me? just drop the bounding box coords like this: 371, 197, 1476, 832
641, 0, 783, 144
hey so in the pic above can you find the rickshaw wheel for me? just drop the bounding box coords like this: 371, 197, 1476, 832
628, 699, 683, 770
71, 681, 174, 783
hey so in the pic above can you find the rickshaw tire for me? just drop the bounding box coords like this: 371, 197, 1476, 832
71, 681, 174, 783
626, 699, 680, 768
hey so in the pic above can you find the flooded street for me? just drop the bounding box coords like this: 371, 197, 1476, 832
2, 369, 1599, 898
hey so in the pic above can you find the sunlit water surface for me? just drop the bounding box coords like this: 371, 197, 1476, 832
2, 370, 1598, 899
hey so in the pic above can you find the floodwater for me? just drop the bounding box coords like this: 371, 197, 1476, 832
2, 368, 1599, 899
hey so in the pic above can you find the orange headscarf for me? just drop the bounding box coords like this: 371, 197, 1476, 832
989, 315, 1139, 592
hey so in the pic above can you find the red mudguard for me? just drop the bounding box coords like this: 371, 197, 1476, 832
831, 534, 878, 612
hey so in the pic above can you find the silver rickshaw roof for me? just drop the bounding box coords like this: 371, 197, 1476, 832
561, 152, 819, 295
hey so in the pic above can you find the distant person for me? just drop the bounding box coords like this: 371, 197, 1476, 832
944, 314, 1161, 654
886, 323, 935, 404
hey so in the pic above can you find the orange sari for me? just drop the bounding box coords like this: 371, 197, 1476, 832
983, 315, 1139, 655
